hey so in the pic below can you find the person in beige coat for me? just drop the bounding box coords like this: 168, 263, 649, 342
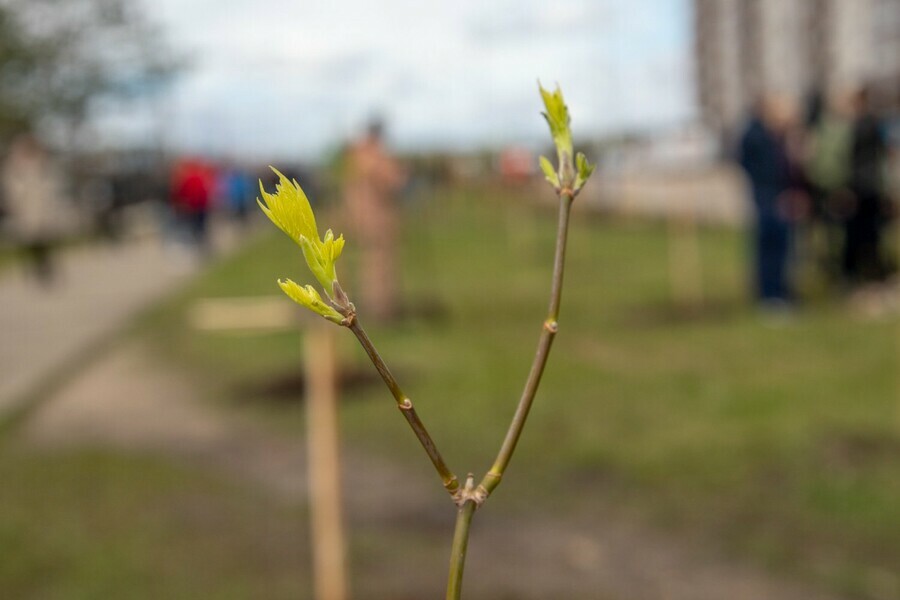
1, 134, 68, 283
343, 121, 407, 321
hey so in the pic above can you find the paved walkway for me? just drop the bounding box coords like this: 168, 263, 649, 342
0, 227, 243, 420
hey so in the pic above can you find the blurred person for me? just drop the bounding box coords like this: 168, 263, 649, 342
804, 89, 856, 283
170, 158, 214, 255
498, 146, 535, 185
738, 95, 803, 308
343, 119, 407, 322
219, 163, 254, 226
0, 133, 68, 284
844, 86, 891, 284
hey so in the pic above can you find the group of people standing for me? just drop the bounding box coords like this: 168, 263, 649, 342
167, 158, 255, 255
738, 87, 894, 309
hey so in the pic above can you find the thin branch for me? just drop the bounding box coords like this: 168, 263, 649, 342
478, 190, 574, 498
348, 319, 460, 496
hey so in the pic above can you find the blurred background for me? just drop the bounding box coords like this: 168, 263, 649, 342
1, 0, 899, 598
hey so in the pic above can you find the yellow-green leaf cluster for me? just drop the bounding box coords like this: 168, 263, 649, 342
258, 167, 348, 324
257, 167, 345, 290
538, 83, 595, 194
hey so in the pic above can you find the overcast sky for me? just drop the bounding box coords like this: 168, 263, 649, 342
100, 0, 695, 161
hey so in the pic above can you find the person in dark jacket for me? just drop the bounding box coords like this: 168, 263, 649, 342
738, 95, 798, 306
844, 86, 889, 283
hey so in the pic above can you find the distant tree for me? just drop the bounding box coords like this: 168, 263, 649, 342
0, 0, 179, 145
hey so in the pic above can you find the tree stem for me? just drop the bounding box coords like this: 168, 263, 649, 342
349, 319, 460, 495
479, 191, 574, 497
445, 476, 477, 600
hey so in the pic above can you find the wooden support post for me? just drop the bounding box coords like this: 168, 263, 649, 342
668, 208, 704, 311
304, 324, 348, 600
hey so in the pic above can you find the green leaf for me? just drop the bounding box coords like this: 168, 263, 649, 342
574, 152, 595, 192
539, 155, 560, 189
322, 229, 345, 267
257, 168, 319, 246
538, 82, 573, 174
278, 278, 345, 324
298, 235, 333, 290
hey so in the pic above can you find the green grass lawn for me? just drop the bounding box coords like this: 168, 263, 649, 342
0, 447, 312, 599
136, 183, 899, 597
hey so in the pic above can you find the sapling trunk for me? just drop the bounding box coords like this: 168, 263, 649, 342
258, 83, 593, 599
444, 187, 576, 599
446, 476, 477, 599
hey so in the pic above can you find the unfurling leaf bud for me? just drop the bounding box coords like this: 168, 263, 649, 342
539, 155, 560, 189
257, 167, 345, 291
537, 83, 594, 195
278, 278, 345, 324
259, 167, 352, 323
574, 152, 595, 193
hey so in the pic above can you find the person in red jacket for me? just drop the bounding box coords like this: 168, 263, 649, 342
170, 158, 214, 254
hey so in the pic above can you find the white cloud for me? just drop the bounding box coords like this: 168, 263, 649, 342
107, 0, 694, 160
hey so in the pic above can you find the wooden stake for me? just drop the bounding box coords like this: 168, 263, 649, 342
305, 324, 348, 600
668, 209, 704, 310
